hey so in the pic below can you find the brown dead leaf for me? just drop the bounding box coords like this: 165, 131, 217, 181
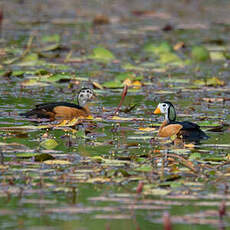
174, 42, 185, 51
167, 153, 197, 173
0, 48, 6, 56
92, 81, 104, 90
93, 15, 110, 25
202, 97, 225, 103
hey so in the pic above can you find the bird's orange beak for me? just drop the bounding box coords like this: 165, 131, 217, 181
154, 107, 161, 114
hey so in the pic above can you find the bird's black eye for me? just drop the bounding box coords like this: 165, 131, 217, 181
162, 104, 166, 107
87, 90, 90, 93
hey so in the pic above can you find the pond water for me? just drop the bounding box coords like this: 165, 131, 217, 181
0, 0, 230, 229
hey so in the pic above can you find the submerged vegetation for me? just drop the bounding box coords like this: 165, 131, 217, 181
0, 0, 230, 229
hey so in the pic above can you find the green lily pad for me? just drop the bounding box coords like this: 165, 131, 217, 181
159, 78, 189, 83
135, 165, 153, 172
36, 43, 61, 53
21, 79, 49, 87
22, 53, 39, 62
16, 153, 39, 158
75, 130, 86, 138
198, 121, 220, 127
122, 63, 145, 71
203, 157, 227, 162
193, 79, 206, 86
143, 186, 171, 196
102, 81, 123, 88
224, 51, 230, 59
189, 152, 201, 160
42, 73, 73, 82
206, 77, 225, 86
115, 72, 135, 81
0, 70, 12, 77
89, 46, 115, 62
40, 139, 58, 150
35, 69, 49, 75
41, 34, 60, 43
191, 46, 210, 61
35, 153, 55, 162
159, 52, 183, 65
143, 41, 172, 54
210, 51, 226, 61
12, 70, 25, 77
193, 77, 224, 87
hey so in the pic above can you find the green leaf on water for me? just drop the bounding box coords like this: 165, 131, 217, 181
35, 69, 49, 75
41, 34, 60, 43
189, 152, 201, 160
135, 165, 152, 172
115, 169, 131, 177
115, 72, 143, 82
115, 72, 135, 81
35, 153, 55, 162
224, 51, 230, 59
42, 73, 73, 82
36, 43, 61, 52
89, 46, 115, 62
193, 79, 206, 86
191, 46, 210, 61
193, 77, 225, 87
159, 181, 182, 188
75, 130, 86, 138
102, 80, 123, 88
16, 153, 39, 158
91, 156, 104, 163
40, 139, 58, 150
159, 78, 189, 83
143, 41, 172, 54
203, 157, 227, 162
198, 121, 220, 127
159, 52, 183, 65
210, 51, 226, 61
44, 63, 72, 71
21, 79, 49, 87
12, 70, 25, 77
122, 63, 145, 71
206, 77, 225, 86
22, 53, 39, 62
143, 186, 170, 196
0, 70, 12, 77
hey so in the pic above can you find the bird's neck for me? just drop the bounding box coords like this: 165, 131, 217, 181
165, 113, 170, 123
78, 99, 87, 107
83, 105, 90, 115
